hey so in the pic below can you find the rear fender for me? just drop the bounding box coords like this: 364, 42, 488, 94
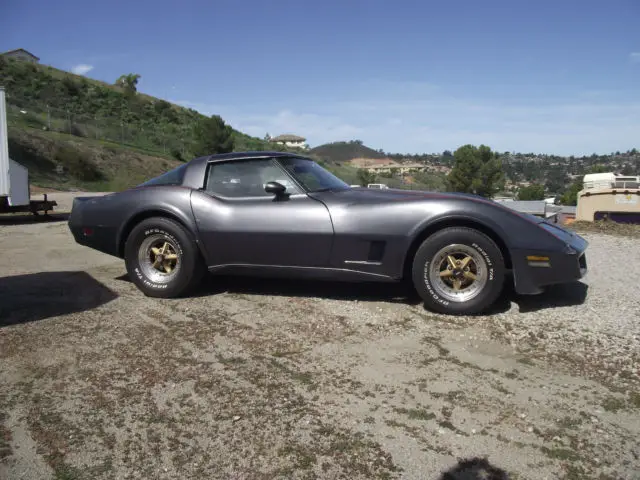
115, 189, 204, 258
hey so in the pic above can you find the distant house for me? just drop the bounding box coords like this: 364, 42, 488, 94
1, 48, 39, 63
365, 162, 429, 175
270, 134, 307, 149
349, 158, 429, 175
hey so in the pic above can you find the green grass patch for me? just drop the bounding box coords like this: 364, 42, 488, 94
393, 407, 436, 421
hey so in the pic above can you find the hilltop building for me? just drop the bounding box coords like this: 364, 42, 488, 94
270, 134, 307, 149
1, 48, 39, 63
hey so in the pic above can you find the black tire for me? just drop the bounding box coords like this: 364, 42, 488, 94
411, 227, 505, 315
124, 217, 205, 298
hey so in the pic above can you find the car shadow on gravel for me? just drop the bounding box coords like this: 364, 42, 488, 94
512, 281, 589, 313
192, 274, 587, 315
191, 274, 424, 304
115, 272, 587, 315
0, 271, 118, 327
0, 212, 70, 226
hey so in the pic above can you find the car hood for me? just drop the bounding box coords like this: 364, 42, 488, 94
322, 187, 571, 226
318, 187, 496, 205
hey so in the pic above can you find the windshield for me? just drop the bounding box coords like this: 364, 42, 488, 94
277, 157, 349, 192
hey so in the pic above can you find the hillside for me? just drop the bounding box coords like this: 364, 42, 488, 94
0, 56, 297, 190
309, 140, 387, 164
8, 127, 183, 192
311, 138, 640, 198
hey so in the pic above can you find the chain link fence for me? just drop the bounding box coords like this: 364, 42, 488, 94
5, 95, 196, 160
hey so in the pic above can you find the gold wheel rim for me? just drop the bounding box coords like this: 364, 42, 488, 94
149, 241, 179, 274
428, 244, 488, 303
138, 234, 182, 284
439, 253, 478, 291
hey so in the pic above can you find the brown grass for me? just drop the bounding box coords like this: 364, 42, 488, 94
568, 220, 640, 238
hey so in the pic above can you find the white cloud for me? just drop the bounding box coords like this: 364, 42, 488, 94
71, 64, 94, 75
171, 81, 640, 156
225, 109, 364, 144
630, 52, 640, 63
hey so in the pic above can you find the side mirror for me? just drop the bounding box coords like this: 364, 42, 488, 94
264, 181, 287, 196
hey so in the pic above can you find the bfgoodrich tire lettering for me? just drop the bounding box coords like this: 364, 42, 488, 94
124, 217, 204, 298
411, 227, 505, 315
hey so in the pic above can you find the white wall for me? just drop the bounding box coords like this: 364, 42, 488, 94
0, 88, 11, 198
8, 159, 29, 206
277, 140, 306, 149
1, 88, 30, 205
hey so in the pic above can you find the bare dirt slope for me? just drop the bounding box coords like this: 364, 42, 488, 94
0, 212, 639, 480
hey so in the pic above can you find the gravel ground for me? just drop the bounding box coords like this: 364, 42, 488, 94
1, 196, 639, 480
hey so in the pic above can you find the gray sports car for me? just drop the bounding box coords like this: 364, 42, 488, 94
68, 151, 588, 315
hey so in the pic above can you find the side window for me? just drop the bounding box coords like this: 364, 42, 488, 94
205, 158, 301, 197
140, 163, 188, 186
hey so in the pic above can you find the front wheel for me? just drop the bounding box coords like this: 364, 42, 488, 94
411, 227, 505, 315
124, 217, 204, 298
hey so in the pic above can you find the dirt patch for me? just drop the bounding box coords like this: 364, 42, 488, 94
0, 214, 639, 479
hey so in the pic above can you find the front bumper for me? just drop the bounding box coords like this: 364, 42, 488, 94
512, 226, 588, 295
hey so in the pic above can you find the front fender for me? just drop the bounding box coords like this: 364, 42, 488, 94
408, 211, 512, 248
402, 201, 567, 279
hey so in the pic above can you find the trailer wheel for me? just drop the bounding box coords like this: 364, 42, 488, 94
124, 217, 205, 298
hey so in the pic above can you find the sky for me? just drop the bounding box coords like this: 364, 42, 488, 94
1, 0, 639, 156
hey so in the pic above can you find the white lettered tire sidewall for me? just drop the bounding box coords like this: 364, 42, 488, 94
124, 217, 203, 298
412, 227, 505, 315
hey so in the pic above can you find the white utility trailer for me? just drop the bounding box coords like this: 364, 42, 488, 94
0, 86, 56, 215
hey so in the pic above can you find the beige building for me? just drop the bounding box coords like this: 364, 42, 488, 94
576, 173, 640, 223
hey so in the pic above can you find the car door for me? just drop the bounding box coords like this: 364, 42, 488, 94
190, 157, 335, 268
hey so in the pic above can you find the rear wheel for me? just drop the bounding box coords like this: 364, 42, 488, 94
124, 217, 204, 298
411, 227, 505, 315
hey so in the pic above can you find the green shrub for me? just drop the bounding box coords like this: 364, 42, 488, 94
54, 145, 104, 182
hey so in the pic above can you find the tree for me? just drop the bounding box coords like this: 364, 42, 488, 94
559, 179, 582, 206
559, 165, 606, 206
517, 184, 545, 200
356, 168, 377, 186
192, 114, 234, 156
446, 144, 504, 197
115, 73, 141, 94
